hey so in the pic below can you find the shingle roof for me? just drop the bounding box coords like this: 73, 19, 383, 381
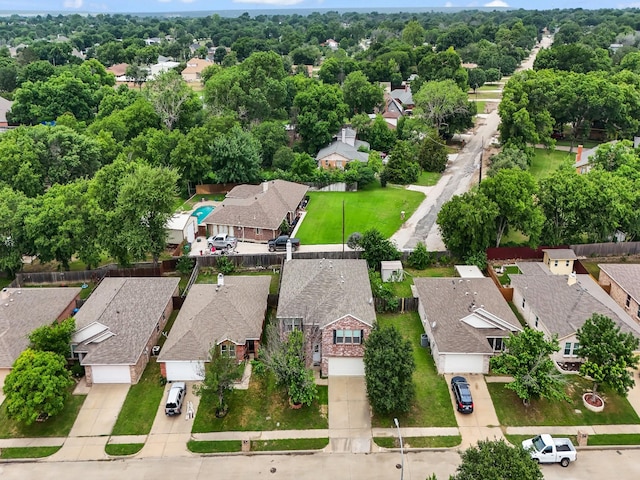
203, 180, 308, 230
390, 88, 414, 106
182, 57, 210, 75
158, 277, 270, 362
0, 287, 80, 368
543, 249, 578, 260
277, 259, 376, 328
509, 273, 640, 339
413, 278, 521, 354
598, 264, 640, 304
516, 262, 551, 276
315, 140, 370, 163
74, 277, 179, 365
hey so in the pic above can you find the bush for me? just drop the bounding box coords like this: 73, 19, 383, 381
407, 242, 432, 269
176, 254, 195, 275
216, 256, 235, 275
369, 269, 398, 312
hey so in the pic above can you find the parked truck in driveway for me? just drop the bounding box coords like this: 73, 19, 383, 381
522, 434, 577, 467
268, 235, 300, 252
207, 233, 237, 251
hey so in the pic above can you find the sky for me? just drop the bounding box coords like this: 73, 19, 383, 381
4, 0, 639, 14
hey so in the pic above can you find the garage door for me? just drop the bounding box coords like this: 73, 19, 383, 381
90, 365, 131, 383
443, 354, 485, 374
328, 357, 365, 376
186, 222, 195, 243
165, 361, 205, 382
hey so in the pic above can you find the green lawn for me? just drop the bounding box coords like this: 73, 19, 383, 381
0, 391, 85, 438
415, 171, 441, 187
472, 91, 502, 100
474, 100, 487, 114
529, 148, 575, 180
187, 440, 243, 453
497, 265, 521, 286
555, 138, 601, 149
295, 186, 425, 244
105, 443, 144, 456
505, 433, 640, 447
192, 373, 328, 432
388, 266, 457, 298
580, 261, 601, 279
0, 446, 61, 459
174, 193, 224, 212
373, 312, 456, 428
0, 277, 13, 289
251, 438, 329, 451
488, 377, 640, 426
111, 359, 164, 436
374, 435, 461, 448
197, 268, 280, 294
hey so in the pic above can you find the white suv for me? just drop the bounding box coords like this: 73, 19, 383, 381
164, 382, 186, 416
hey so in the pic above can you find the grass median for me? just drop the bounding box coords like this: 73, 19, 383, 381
0, 446, 61, 459
105, 443, 144, 456
374, 436, 461, 448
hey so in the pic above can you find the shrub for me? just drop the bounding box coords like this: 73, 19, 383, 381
176, 254, 195, 275
407, 242, 432, 269
216, 256, 235, 275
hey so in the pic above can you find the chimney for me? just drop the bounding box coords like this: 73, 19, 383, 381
262, 182, 268, 193
576, 145, 583, 164
341, 128, 346, 144
286, 239, 292, 261
217, 273, 224, 287
567, 272, 577, 286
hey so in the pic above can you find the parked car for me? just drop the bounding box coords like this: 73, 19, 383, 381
522, 434, 577, 467
165, 382, 186, 416
450, 376, 474, 413
207, 233, 237, 251
268, 235, 300, 252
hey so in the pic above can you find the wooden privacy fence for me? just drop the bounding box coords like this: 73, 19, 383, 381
570, 242, 640, 257
196, 250, 362, 269
374, 297, 419, 313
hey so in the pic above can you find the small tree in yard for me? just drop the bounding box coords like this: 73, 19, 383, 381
577, 313, 639, 404
360, 228, 400, 271
452, 439, 542, 480
29, 317, 75, 358
4, 349, 73, 424
407, 242, 432, 270
490, 329, 568, 407
364, 325, 415, 414
193, 346, 240, 416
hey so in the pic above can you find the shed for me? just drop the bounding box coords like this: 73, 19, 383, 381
166, 213, 197, 245
381, 261, 404, 282
455, 265, 485, 278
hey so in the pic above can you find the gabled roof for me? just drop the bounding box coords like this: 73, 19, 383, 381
73, 277, 179, 365
598, 263, 640, 304
158, 277, 270, 362
390, 88, 414, 106
543, 249, 577, 260
316, 140, 370, 163
413, 278, 521, 354
166, 213, 194, 231
106, 63, 128, 76
0, 96, 13, 124
182, 57, 210, 75
277, 259, 376, 329
509, 273, 640, 339
0, 287, 80, 368
203, 180, 308, 230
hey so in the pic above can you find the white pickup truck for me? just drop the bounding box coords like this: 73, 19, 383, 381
522, 434, 577, 467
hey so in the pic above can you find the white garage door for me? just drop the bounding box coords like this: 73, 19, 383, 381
186, 222, 195, 243
443, 354, 485, 374
90, 365, 132, 383
328, 357, 365, 376
165, 361, 205, 382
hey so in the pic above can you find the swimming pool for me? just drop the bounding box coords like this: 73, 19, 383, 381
191, 205, 214, 224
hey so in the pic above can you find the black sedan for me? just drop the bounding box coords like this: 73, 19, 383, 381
451, 376, 474, 414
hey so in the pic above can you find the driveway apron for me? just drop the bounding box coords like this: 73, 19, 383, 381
328, 376, 371, 453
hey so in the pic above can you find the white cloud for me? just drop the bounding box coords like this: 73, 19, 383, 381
444, 1, 454, 6
63, 0, 83, 7
484, 0, 509, 6
233, 0, 304, 5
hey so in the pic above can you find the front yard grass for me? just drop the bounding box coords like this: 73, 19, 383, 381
374, 435, 461, 448
251, 438, 329, 451
415, 171, 441, 187
187, 440, 243, 453
0, 390, 85, 438
192, 373, 328, 433
373, 312, 456, 428
105, 443, 144, 456
111, 359, 164, 436
488, 377, 640, 427
529, 148, 575, 180
295, 185, 425, 244
0, 446, 61, 459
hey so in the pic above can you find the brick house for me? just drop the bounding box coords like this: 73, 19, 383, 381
203, 180, 308, 243
181, 57, 211, 83
277, 259, 376, 376
598, 264, 640, 325
72, 277, 179, 385
158, 275, 270, 381
316, 128, 370, 170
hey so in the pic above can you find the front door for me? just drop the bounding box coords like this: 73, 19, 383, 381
313, 343, 321, 365
247, 340, 255, 354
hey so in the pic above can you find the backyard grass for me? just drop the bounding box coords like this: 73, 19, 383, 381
0, 446, 61, 459
0, 276, 12, 288
555, 138, 601, 149
295, 186, 425, 244
187, 440, 243, 453
529, 148, 575, 180
251, 438, 329, 451
472, 91, 502, 100
580, 261, 601, 279
174, 193, 224, 212
488, 376, 640, 427
388, 266, 457, 298
197, 268, 280, 294
0, 391, 85, 438
373, 312, 456, 428
105, 443, 144, 456
499, 229, 528, 246
192, 373, 328, 433
415, 171, 441, 187
111, 359, 164, 436
374, 435, 461, 448
497, 265, 521, 286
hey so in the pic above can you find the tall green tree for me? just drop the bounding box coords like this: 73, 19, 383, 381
29, 318, 76, 358
364, 325, 415, 415
383, 140, 421, 185
211, 125, 262, 184
359, 228, 400, 271
413, 79, 475, 135
193, 346, 240, 415
342, 71, 383, 115
0, 186, 31, 275
145, 70, 195, 130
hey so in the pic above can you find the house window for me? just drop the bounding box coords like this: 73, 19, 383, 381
334, 329, 363, 345
565, 260, 570, 267
535, 316, 539, 328
221, 343, 236, 357
554, 260, 558, 267
488, 337, 505, 352
637, 305, 640, 319
564, 342, 579, 357
256, 228, 262, 235
156, 322, 160, 332
522, 298, 526, 309
336, 160, 343, 168
626, 294, 631, 307
284, 318, 303, 332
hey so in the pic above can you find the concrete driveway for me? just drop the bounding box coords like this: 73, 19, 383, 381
328, 376, 371, 453
445, 374, 503, 448
68, 383, 130, 437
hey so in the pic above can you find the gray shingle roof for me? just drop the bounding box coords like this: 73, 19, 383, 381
543, 249, 578, 260
158, 276, 270, 362
74, 277, 179, 365
413, 278, 521, 354
509, 273, 640, 339
598, 264, 640, 304
203, 180, 308, 230
315, 140, 370, 163
516, 262, 551, 276
390, 88, 414, 106
0, 287, 80, 368
277, 259, 376, 328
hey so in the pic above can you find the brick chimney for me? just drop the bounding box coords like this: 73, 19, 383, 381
567, 272, 577, 286
576, 145, 583, 164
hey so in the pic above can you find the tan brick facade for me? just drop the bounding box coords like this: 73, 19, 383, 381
599, 270, 640, 324
320, 315, 371, 376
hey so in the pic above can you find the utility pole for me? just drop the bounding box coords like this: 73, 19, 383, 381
479, 137, 484, 183
342, 199, 345, 259
394, 418, 404, 480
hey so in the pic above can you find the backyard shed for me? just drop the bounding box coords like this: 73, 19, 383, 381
455, 265, 485, 278
381, 261, 404, 282
166, 213, 197, 245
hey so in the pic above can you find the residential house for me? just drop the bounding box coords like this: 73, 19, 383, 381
598, 264, 640, 325
149, 61, 180, 79
106, 63, 130, 82
510, 268, 640, 366
542, 249, 577, 275
574, 144, 599, 174
0, 96, 13, 128
181, 57, 210, 83
316, 128, 370, 169
414, 278, 522, 374
158, 275, 270, 381
203, 180, 308, 243
369, 93, 405, 129
390, 85, 414, 110
72, 277, 179, 384
166, 213, 197, 245
277, 259, 376, 376
324, 39, 339, 50
0, 287, 81, 373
